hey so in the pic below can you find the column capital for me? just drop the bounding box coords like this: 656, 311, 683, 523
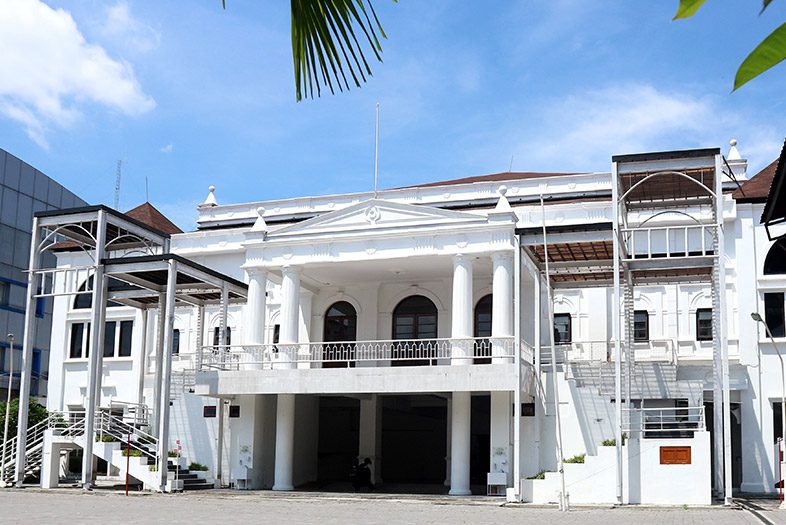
453, 253, 472, 265
245, 267, 268, 279
281, 265, 301, 277
491, 250, 514, 263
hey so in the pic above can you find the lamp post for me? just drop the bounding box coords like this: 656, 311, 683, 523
1, 333, 14, 488
751, 312, 786, 507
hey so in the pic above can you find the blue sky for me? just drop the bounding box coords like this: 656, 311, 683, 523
1, 0, 785, 230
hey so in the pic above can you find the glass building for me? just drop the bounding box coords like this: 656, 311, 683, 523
0, 148, 87, 400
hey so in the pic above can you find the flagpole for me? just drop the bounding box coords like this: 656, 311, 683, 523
374, 102, 380, 199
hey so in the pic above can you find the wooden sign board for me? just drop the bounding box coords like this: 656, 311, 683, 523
660, 446, 691, 465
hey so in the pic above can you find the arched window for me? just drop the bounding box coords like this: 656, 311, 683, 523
323, 301, 357, 368
474, 294, 492, 364
392, 295, 438, 366
764, 239, 786, 275
72, 276, 126, 309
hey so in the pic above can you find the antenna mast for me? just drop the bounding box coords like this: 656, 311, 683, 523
113, 160, 123, 209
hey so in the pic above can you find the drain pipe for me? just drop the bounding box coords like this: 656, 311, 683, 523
541, 195, 569, 511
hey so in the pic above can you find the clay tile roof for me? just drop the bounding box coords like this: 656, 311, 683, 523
125, 202, 183, 234
400, 171, 580, 189
732, 159, 779, 202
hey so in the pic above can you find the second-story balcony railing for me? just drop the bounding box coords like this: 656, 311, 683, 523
197, 336, 517, 371
621, 224, 715, 261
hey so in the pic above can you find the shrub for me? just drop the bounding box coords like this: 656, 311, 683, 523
602, 433, 628, 447
188, 462, 209, 472
527, 470, 547, 480
122, 448, 143, 457
95, 434, 117, 442
149, 465, 158, 472
168, 450, 179, 458
563, 454, 585, 464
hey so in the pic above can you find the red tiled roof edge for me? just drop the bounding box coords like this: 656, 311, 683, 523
125, 202, 183, 234
732, 159, 779, 202
398, 171, 581, 189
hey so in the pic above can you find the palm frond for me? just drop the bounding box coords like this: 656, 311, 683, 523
291, 0, 390, 101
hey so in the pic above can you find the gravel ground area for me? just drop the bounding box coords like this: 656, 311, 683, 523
0, 489, 765, 524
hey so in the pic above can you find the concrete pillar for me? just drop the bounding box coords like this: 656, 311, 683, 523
492, 252, 514, 363
244, 269, 267, 345
490, 391, 512, 486
279, 266, 300, 367
444, 397, 452, 487
273, 393, 296, 491
451, 255, 473, 364
449, 391, 471, 495
40, 432, 60, 489
157, 259, 178, 491
358, 395, 382, 483
152, 292, 166, 437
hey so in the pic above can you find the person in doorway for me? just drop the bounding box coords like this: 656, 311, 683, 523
352, 457, 375, 492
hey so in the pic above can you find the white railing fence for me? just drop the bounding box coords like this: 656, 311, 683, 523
198, 336, 515, 371
622, 406, 705, 436
622, 224, 716, 260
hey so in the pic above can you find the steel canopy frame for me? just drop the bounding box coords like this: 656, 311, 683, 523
13, 206, 247, 491
516, 147, 732, 506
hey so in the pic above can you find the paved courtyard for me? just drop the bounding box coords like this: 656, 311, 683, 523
0, 489, 771, 524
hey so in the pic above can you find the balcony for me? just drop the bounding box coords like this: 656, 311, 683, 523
198, 336, 517, 371
192, 336, 533, 396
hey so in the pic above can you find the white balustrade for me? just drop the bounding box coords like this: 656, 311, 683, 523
622, 224, 715, 260
197, 336, 515, 371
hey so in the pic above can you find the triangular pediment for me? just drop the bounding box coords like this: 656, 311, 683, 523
268, 199, 486, 238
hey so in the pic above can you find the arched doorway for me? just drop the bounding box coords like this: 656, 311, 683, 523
474, 294, 492, 364
323, 301, 357, 368
392, 295, 437, 366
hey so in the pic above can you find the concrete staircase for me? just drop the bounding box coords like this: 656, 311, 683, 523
569, 361, 702, 403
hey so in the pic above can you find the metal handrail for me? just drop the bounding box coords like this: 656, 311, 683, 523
622, 406, 705, 435
621, 223, 716, 260
95, 411, 158, 461
198, 336, 516, 371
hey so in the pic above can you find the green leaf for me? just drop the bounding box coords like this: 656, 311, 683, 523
762, 0, 774, 14
291, 0, 389, 101
672, 0, 707, 20
734, 22, 786, 90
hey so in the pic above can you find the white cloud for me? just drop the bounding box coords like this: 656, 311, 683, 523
160, 143, 173, 154
487, 83, 782, 174
102, 1, 161, 53
0, 0, 155, 148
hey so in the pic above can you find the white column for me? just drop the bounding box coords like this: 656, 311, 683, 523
244, 269, 267, 370
490, 391, 512, 486
244, 269, 267, 345
80, 211, 108, 490
279, 266, 301, 368
449, 391, 471, 496
492, 252, 514, 363
15, 217, 41, 487
273, 393, 296, 491
157, 259, 178, 491
152, 292, 166, 437
451, 255, 473, 364
358, 395, 382, 484
444, 397, 452, 487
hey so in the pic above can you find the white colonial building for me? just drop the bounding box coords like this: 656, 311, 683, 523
5, 141, 786, 506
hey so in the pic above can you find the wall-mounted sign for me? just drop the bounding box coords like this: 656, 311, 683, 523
229, 405, 240, 418
660, 446, 691, 465
203, 405, 217, 418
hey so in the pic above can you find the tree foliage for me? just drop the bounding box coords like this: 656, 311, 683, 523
674, 0, 786, 90
0, 399, 49, 442
223, 0, 393, 101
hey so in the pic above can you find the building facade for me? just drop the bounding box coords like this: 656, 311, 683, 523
9, 142, 786, 505
0, 148, 87, 400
